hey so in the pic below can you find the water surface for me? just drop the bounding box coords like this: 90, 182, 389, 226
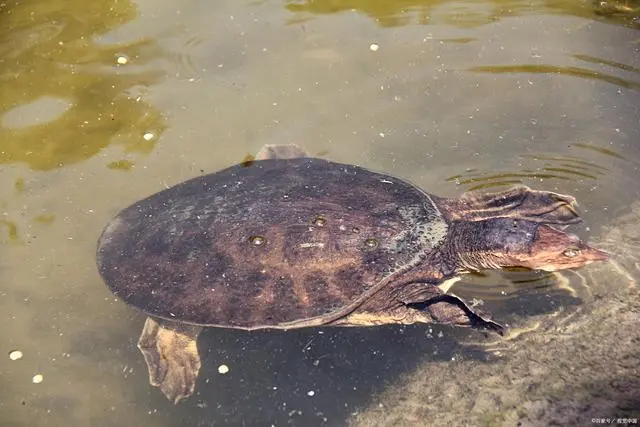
1, 0, 638, 426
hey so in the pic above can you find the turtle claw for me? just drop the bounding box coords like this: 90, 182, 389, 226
399, 284, 505, 335
422, 294, 506, 336
468, 312, 505, 336
137, 317, 203, 404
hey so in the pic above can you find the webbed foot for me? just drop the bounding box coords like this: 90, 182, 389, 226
137, 317, 203, 404
426, 296, 505, 335
255, 144, 309, 160
397, 283, 505, 335
445, 186, 581, 225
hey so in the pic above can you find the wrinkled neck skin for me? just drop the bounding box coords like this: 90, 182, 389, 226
438, 221, 507, 275
431, 195, 469, 223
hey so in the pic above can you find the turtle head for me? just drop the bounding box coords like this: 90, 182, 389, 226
452, 219, 608, 272
504, 223, 608, 271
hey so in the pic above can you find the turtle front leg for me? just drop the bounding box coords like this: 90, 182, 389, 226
422, 294, 505, 335
137, 317, 203, 404
438, 186, 582, 225
341, 282, 505, 334
394, 283, 505, 335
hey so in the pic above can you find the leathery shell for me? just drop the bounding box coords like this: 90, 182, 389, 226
96, 158, 448, 328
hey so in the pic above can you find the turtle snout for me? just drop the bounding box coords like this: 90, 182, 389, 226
523, 225, 608, 272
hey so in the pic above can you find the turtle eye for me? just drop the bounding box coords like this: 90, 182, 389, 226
563, 247, 580, 258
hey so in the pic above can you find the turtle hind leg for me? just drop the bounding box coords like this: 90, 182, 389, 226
255, 144, 309, 160
137, 317, 203, 404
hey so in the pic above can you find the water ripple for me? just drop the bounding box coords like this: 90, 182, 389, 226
468, 64, 640, 91
447, 151, 614, 191
167, 36, 205, 80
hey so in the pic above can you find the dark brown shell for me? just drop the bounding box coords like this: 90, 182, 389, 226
96, 158, 448, 328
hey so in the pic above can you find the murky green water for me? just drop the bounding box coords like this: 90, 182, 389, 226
1, 0, 638, 426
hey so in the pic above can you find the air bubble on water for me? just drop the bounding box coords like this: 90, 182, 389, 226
115, 54, 129, 65
9, 350, 23, 361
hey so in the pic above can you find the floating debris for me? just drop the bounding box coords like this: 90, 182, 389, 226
32, 374, 43, 384
143, 132, 156, 141
369, 43, 380, 52
307, 390, 315, 397
115, 54, 129, 65
9, 350, 23, 361
107, 160, 135, 171
217, 364, 229, 374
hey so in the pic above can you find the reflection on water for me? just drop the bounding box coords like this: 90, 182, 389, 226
573, 53, 640, 74
469, 64, 640, 90
285, 0, 599, 27
0, 219, 20, 243
1, 0, 639, 425
594, 0, 640, 28
0, 0, 166, 170
452, 268, 589, 328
